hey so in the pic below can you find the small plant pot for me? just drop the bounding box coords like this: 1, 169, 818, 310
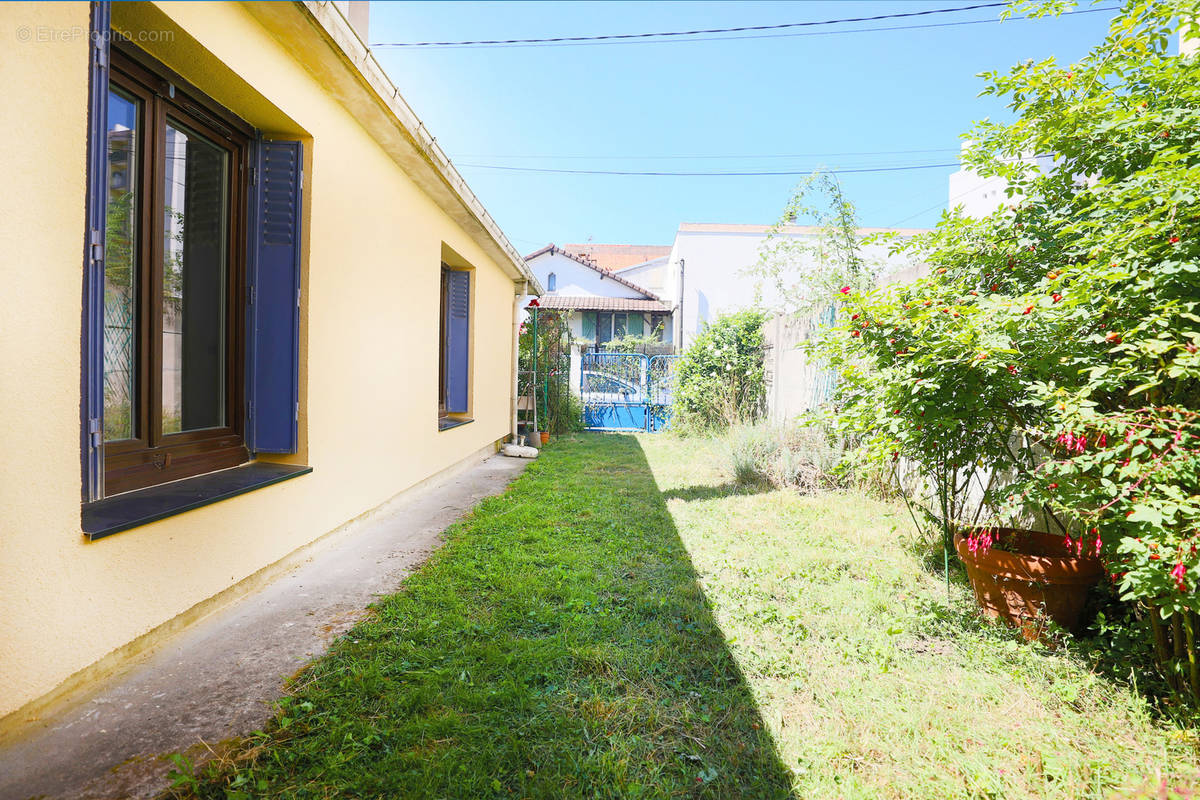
954, 528, 1104, 639
539, 431, 550, 445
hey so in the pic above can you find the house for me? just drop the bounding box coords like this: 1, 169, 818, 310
0, 0, 540, 730
524, 244, 673, 347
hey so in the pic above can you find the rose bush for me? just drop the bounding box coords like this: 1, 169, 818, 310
811, 0, 1200, 686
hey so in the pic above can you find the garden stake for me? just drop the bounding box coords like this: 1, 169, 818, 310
1185, 612, 1200, 701
1173, 612, 1186, 686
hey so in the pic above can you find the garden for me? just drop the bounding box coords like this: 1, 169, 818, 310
160, 2, 1200, 796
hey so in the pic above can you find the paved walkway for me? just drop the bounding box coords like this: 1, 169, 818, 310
0, 452, 529, 800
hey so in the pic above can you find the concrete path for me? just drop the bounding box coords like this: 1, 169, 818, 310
0, 452, 529, 800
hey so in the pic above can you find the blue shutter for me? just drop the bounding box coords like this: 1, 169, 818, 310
246, 139, 302, 453
82, 1, 111, 502
444, 270, 471, 413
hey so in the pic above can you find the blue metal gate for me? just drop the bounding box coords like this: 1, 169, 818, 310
580, 352, 680, 432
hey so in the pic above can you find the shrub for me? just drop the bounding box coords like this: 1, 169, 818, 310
812, 0, 1200, 685
718, 422, 845, 494
673, 310, 768, 430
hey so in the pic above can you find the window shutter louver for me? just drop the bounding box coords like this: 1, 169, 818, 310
246, 139, 302, 453
581, 312, 596, 340
444, 270, 471, 413
627, 312, 644, 337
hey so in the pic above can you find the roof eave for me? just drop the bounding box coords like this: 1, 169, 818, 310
243, 1, 541, 294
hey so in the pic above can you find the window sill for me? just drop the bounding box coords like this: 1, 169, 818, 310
437, 416, 473, 432
82, 462, 312, 541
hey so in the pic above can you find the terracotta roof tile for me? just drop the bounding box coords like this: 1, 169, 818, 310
535, 296, 672, 312
561, 243, 671, 272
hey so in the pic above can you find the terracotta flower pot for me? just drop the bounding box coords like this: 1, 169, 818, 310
539, 431, 550, 445
954, 528, 1104, 639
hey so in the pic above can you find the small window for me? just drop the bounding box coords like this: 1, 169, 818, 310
439, 265, 471, 419
547, 272, 557, 292
650, 312, 668, 341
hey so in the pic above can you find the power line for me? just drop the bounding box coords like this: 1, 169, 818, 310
371, 4, 1117, 49
371, 3, 1008, 48
456, 161, 962, 177
453, 147, 963, 161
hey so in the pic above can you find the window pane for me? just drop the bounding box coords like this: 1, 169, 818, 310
104, 88, 139, 442
162, 121, 228, 434
613, 313, 627, 339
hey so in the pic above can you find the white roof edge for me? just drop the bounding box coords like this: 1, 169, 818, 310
291, 1, 541, 293
676, 222, 931, 237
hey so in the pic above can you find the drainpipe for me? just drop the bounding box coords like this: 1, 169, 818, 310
510, 284, 524, 444
676, 258, 685, 350
501, 283, 539, 459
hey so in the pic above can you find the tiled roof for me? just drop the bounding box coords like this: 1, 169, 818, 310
535, 295, 672, 312
523, 244, 660, 300
561, 243, 671, 272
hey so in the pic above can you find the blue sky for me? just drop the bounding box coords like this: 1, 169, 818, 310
369, 1, 1118, 251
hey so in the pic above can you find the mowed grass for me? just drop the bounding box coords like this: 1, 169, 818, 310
176, 434, 792, 799
646, 433, 1200, 799
175, 432, 1199, 799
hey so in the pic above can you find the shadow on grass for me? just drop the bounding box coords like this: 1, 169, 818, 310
175, 433, 795, 800
661, 481, 775, 502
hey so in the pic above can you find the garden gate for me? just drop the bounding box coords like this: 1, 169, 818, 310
580, 352, 679, 432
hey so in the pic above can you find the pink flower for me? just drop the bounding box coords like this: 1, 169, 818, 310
1172, 562, 1188, 592
839, 286, 851, 295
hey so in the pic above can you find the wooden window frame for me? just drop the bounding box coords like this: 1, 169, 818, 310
102, 45, 252, 496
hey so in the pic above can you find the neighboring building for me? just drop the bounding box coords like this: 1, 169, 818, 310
524, 244, 673, 347
662, 223, 927, 347
0, 0, 540, 729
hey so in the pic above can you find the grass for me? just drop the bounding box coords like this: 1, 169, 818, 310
172, 433, 1200, 799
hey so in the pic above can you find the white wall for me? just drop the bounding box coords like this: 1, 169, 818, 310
527, 251, 648, 299
614, 257, 668, 297
947, 143, 1056, 219
663, 225, 922, 347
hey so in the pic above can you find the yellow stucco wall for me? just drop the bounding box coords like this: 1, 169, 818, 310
0, 1, 519, 722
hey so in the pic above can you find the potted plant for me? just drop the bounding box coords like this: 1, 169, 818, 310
954, 526, 1104, 638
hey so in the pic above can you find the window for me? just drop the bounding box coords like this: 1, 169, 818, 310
84, 39, 304, 502
439, 265, 471, 422
547, 272, 557, 292
650, 312, 669, 341
99, 50, 248, 495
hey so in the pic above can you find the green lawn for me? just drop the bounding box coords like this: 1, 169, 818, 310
176, 433, 1199, 799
